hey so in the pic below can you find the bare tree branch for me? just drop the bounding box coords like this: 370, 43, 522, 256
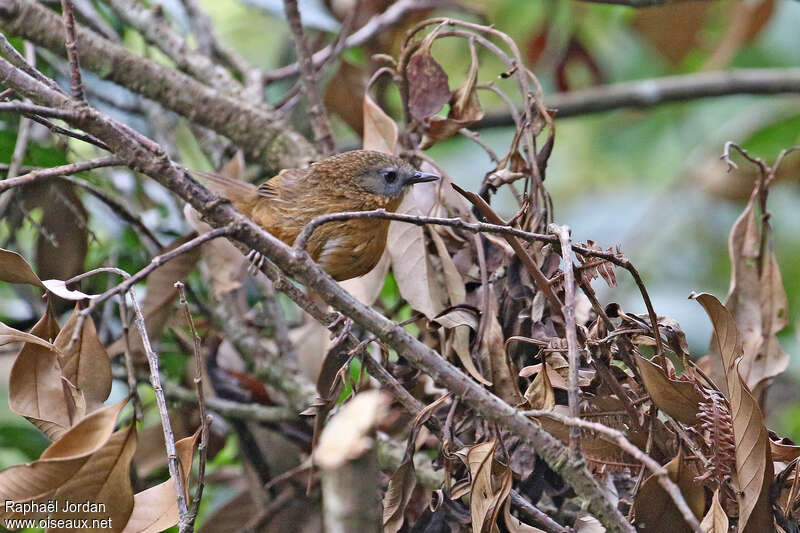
0, 156, 121, 192
474, 68, 800, 126
0, 0, 317, 168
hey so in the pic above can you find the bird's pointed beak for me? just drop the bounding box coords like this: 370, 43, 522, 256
406, 171, 440, 185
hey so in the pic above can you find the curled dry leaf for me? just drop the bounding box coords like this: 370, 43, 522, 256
55, 305, 113, 413
0, 246, 94, 300
387, 191, 447, 320
407, 28, 451, 122
699, 489, 730, 533
466, 440, 514, 533
636, 354, 702, 425
631, 453, 705, 533
0, 398, 127, 520
8, 305, 73, 439
121, 429, 200, 533
523, 363, 555, 411
383, 460, 417, 533
315, 390, 389, 470
724, 194, 788, 394
420, 38, 484, 149
0, 247, 46, 288
481, 287, 524, 403
35, 182, 89, 283
692, 292, 772, 533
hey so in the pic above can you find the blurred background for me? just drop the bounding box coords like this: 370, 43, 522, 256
0, 0, 799, 523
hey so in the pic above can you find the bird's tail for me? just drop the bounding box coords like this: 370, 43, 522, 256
189, 169, 259, 211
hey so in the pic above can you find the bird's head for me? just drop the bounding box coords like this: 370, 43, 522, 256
314, 150, 439, 201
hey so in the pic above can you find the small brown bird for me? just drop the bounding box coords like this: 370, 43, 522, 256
195, 150, 438, 281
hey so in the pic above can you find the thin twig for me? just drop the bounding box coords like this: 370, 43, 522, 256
549, 224, 581, 458
263, 0, 447, 83
89, 226, 234, 308
128, 286, 191, 527
118, 294, 142, 420
282, 0, 335, 155
521, 409, 702, 532
175, 281, 209, 530
59, 0, 85, 101
0, 101, 81, 121
0, 156, 122, 192
57, 174, 162, 250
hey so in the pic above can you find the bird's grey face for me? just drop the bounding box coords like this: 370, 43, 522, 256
359, 162, 439, 198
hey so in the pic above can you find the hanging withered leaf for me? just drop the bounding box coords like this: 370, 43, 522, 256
691, 292, 773, 533
631, 452, 706, 533
635, 354, 702, 425
406, 26, 451, 122
723, 190, 788, 396
420, 38, 485, 149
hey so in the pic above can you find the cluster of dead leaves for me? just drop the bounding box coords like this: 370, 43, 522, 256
0, 249, 198, 532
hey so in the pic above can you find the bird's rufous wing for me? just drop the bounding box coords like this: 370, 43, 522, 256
257, 168, 309, 199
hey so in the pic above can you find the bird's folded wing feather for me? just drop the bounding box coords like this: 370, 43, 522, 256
257, 168, 309, 199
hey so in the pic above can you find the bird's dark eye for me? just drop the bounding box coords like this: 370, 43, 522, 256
384, 170, 397, 183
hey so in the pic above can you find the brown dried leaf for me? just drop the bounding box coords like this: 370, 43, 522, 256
382, 460, 417, 533
636, 354, 702, 425
407, 33, 450, 122
363, 92, 398, 154
50, 424, 137, 532
55, 306, 112, 413
315, 391, 389, 470
0, 247, 45, 288
121, 430, 200, 533
0, 399, 127, 520
631, 454, 705, 532
387, 194, 446, 320
8, 306, 73, 438
724, 194, 788, 393
700, 489, 730, 533
466, 440, 513, 533
481, 287, 523, 403
634, 3, 710, 64
523, 365, 555, 411
692, 292, 772, 533
420, 38, 484, 149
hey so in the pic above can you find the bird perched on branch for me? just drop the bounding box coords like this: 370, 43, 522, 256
193, 150, 438, 281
